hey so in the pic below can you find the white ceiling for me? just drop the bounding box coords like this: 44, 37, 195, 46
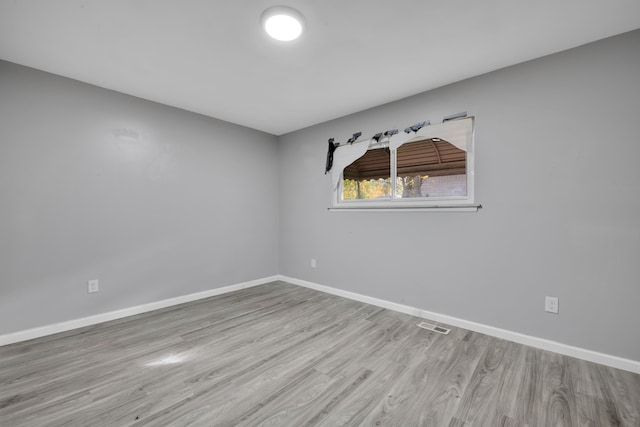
1, 1, 639, 135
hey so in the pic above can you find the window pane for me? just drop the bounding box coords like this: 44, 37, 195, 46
396, 138, 466, 198
342, 147, 391, 200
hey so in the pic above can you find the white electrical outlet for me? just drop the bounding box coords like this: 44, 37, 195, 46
88, 279, 100, 293
311, 259, 316, 268
545, 296, 559, 314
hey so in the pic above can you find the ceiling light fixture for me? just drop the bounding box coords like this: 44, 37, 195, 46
260, 6, 305, 41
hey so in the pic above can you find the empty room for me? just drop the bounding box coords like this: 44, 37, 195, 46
1, 1, 639, 426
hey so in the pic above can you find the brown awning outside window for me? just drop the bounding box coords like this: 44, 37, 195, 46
343, 138, 466, 181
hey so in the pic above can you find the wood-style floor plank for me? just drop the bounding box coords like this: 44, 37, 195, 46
1, 281, 639, 426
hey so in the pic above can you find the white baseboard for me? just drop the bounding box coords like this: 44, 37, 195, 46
278, 275, 640, 374
3, 274, 638, 374
0, 275, 279, 347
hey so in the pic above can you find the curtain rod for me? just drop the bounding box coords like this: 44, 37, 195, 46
332, 112, 467, 148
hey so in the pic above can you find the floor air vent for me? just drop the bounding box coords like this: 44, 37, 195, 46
417, 322, 450, 335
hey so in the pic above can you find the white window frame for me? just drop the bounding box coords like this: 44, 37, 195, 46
331, 117, 476, 210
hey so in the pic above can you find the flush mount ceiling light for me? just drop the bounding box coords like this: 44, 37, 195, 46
260, 6, 305, 41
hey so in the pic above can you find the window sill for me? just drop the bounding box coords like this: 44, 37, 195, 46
328, 204, 482, 212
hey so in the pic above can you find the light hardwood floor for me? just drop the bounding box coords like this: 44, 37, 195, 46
1, 281, 639, 426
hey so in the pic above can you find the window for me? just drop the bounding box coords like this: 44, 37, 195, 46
331, 117, 475, 209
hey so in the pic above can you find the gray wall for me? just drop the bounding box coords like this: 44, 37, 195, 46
0, 61, 279, 335
278, 30, 640, 361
